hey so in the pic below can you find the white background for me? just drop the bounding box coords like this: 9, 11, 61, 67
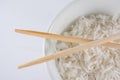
0, 0, 73, 80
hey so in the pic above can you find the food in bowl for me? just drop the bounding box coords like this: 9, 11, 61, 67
55, 14, 120, 80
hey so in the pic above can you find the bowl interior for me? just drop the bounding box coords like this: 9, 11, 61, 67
45, 0, 120, 80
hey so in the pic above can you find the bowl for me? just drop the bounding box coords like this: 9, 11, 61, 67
44, 0, 120, 80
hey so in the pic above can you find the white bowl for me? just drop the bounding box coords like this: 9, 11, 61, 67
44, 0, 120, 80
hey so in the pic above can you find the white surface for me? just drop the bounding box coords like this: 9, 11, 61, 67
0, 0, 73, 80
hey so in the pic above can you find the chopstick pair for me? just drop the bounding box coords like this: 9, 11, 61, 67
15, 29, 120, 69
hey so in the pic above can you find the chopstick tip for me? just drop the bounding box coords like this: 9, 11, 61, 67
15, 29, 19, 32
17, 66, 23, 69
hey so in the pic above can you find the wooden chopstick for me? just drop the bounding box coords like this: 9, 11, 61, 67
18, 33, 120, 69
15, 29, 120, 48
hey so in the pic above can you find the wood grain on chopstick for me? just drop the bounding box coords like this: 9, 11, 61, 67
15, 29, 120, 48
18, 33, 120, 69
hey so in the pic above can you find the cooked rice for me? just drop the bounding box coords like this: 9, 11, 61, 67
56, 14, 120, 80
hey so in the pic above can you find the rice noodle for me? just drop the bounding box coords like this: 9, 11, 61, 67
56, 14, 120, 80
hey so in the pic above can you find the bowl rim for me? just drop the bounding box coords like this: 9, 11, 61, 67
43, 0, 79, 80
